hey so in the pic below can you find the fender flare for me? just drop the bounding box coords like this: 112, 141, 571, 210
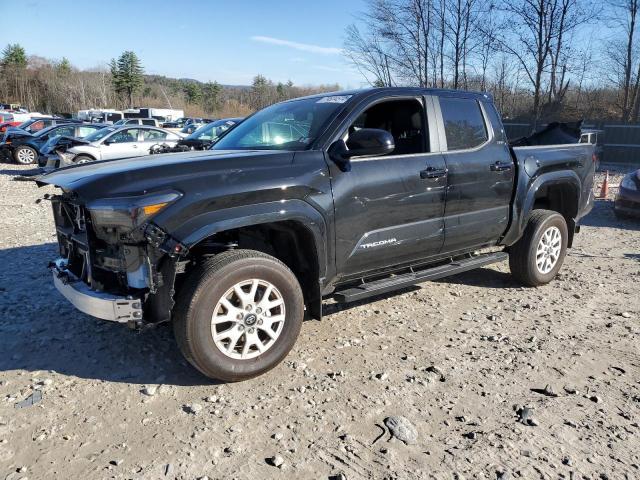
175, 199, 329, 279
502, 170, 581, 246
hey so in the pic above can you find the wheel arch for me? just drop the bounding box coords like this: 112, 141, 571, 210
503, 171, 581, 247
175, 200, 328, 320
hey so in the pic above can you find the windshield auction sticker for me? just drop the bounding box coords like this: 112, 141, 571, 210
316, 95, 352, 104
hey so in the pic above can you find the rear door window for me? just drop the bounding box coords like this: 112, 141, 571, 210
439, 97, 488, 151
109, 128, 140, 143
141, 129, 167, 141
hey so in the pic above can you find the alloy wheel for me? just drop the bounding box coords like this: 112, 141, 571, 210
536, 226, 562, 274
211, 279, 286, 360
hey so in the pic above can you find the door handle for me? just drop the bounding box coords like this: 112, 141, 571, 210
420, 167, 448, 179
132, 144, 138, 148
490, 161, 512, 172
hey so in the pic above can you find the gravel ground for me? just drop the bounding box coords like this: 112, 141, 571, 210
0, 164, 638, 480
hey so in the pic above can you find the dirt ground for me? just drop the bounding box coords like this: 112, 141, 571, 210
0, 164, 638, 480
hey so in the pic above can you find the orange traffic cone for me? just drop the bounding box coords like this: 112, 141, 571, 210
599, 170, 609, 199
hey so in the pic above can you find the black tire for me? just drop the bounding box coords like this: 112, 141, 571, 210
74, 155, 94, 165
509, 209, 568, 287
13, 145, 38, 165
173, 249, 304, 382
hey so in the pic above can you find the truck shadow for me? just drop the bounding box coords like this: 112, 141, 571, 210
0, 243, 214, 386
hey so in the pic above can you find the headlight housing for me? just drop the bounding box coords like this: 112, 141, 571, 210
621, 173, 638, 191
87, 191, 182, 233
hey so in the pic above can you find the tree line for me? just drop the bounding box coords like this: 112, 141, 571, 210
0, 46, 338, 119
345, 0, 640, 123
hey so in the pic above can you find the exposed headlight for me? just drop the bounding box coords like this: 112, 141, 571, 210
87, 191, 182, 232
621, 174, 638, 191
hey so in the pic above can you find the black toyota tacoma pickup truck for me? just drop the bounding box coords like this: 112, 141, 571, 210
38, 88, 595, 381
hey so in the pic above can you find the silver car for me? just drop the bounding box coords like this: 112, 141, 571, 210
56, 126, 182, 166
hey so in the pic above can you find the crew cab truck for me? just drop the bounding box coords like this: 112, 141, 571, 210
39, 88, 595, 382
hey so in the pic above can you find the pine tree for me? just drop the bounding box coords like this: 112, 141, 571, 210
1, 44, 27, 68
202, 81, 222, 113
57, 57, 72, 75
110, 51, 144, 107
183, 82, 202, 104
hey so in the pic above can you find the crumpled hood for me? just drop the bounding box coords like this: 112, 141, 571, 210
36, 149, 296, 201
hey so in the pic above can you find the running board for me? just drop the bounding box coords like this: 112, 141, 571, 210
333, 252, 508, 303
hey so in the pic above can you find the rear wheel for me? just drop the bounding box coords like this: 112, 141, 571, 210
509, 209, 568, 286
173, 249, 304, 382
13, 146, 38, 165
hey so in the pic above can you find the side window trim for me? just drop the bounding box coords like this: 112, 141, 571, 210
435, 96, 493, 153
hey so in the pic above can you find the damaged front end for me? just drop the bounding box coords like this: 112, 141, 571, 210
49, 189, 186, 327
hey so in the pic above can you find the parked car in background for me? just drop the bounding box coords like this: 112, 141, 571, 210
615, 169, 640, 218
177, 117, 242, 150
55, 126, 181, 166
1, 120, 83, 164
5, 116, 77, 136
38, 124, 109, 168
162, 117, 192, 129
180, 118, 212, 135
1, 122, 92, 164
113, 118, 161, 127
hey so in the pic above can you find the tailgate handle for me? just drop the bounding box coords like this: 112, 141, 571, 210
420, 167, 448, 179
490, 161, 512, 172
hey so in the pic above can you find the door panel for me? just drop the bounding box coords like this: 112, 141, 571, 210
330, 95, 447, 278
437, 97, 515, 253
101, 128, 143, 160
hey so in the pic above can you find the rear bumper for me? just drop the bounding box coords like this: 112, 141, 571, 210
51, 259, 143, 323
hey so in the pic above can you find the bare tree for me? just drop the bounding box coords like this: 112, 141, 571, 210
344, 0, 437, 87
344, 24, 395, 86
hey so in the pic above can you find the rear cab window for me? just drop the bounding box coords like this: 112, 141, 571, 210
439, 97, 488, 150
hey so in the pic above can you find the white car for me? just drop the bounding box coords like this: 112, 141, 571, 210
57, 126, 182, 166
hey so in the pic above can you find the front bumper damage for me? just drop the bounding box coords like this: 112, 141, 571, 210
47, 193, 184, 325
51, 259, 143, 323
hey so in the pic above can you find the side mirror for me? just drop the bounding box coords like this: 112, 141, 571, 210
103, 139, 112, 146
328, 128, 395, 170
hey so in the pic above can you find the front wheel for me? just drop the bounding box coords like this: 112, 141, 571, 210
509, 209, 568, 286
13, 146, 38, 165
173, 249, 304, 382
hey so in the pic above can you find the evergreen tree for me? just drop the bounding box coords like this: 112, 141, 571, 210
57, 57, 72, 75
110, 51, 144, 107
202, 81, 222, 113
183, 82, 203, 104
1, 43, 27, 68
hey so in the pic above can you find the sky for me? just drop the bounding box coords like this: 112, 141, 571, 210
1, 0, 369, 88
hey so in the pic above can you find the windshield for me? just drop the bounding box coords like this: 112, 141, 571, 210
113, 119, 127, 126
212, 96, 350, 151
83, 126, 115, 142
187, 119, 237, 141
